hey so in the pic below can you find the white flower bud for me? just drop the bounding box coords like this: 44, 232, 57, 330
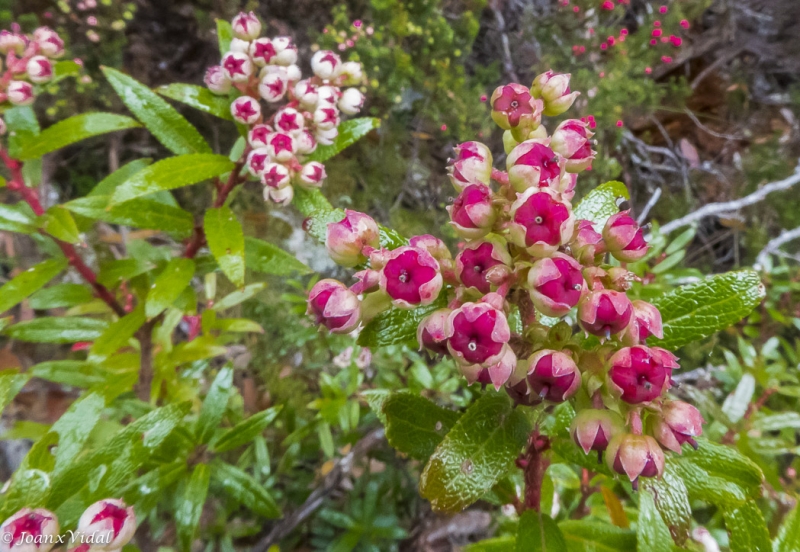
248, 124, 272, 148
247, 148, 271, 177
229, 37, 251, 54
77, 499, 136, 551
294, 80, 318, 110
8, 81, 34, 106
271, 37, 298, 66
315, 126, 339, 146
295, 130, 317, 155
338, 88, 364, 115
274, 107, 304, 135
266, 132, 296, 162
258, 72, 287, 102
231, 11, 261, 40
249, 38, 275, 67
0, 31, 25, 55
284, 64, 301, 82
317, 85, 339, 107
221, 51, 252, 82
299, 161, 327, 188
33, 28, 65, 58
204, 65, 231, 95
310, 50, 342, 80
261, 163, 291, 189
0, 508, 60, 552
266, 183, 294, 205
339, 61, 363, 85
26, 56, 53, 84
230, 96, 261, 125
313, 106, 340, 131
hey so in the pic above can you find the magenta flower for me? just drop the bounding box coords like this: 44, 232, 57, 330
307, 279, 361, 334
447, 141, 493, 190
458, 346, 517, 390
550, 119, 596, 173
606, 434, 665, 488
380, 246, 443, 308
602, 211, 649, 262
77, 499, 136, 551
222, 52, 252, 82
526, 349, 581, 402
490, 83, 543, 132
417, 308, 452, 356
506, 140, 565, 192
204, 65, 232, 95
0, 508, 60, 552
231, 11, 261, 40
608, 346, 668, 404
623, 300, 664, 344
570, 219, 605, 265
456, 238, 512, 293
325, 210, 380, 267
230, 96, 261, 125
446, 296, 510, 367
527, 252, 586, 317
448, 184, 496, 239
508, 187, 575, 256
578, 289, 633, 337
653, 400, 704, 453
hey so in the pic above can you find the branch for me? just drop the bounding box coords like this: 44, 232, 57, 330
490, 0, 520, 83
252, 428, 385, 552
636, 187, 662, 225
754, 226, 800, 269
656, 160, 800, 236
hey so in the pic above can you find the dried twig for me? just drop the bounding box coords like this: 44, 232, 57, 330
754, 225, 800, 269
491, 0, 520, 82
637, 187, 662, 225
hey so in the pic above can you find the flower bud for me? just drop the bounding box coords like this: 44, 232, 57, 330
528, 252, 586, 317
34, 28, 64, 58
338, 87, 364, 115
248, 124, 272, 148
506, 140, 565, 193
298, 161, 326, 188
229, 38, 251, 54
531, 71, 580, 116
259, 72, 288, 102
608, 346, 668, 404
204, 65, 232, 95
313, 106, 340, 131
380, 246, 443, 308
307, 279, 361, 333
261, 163, 291, 189
266, 132, 296, 162
447, 141, 493, 190
507, 187, 575, 256
326, 210, 380, 267
249, 38, 276, 66
623, 300, 663, 344
77, 499, 136, 550
605, 434, 665, 487
246, 148, 270, 177
0, 30, 25, 55
603, 211, 648, 262
570, 219, 604, 265
271, 37, 298, 66
8, 82, 35, 106
526, 349, 581, 402
409, 235, 453, 269
446, 299, 511, 367
26, 56, 53, 84
265, 183, 294, 205
311, 50, 342, 80
447, 184, 496, 239
340, 61, 363, 85
317, 85, 338, 107
653, 401, 704, 453
231, 11, 261, 40
571, 409, 625, 457
459, 346, 517, 390
417, 308, 452, 355
315, 126, 339, 146
230, 96, 261, 125
295, 130, 317, 155
0, 508, 60, 552
456, 237, 513, 294
551, 119, 596, 173
285, 64, 302, 82
294, 80, 319, 110
490, 83, 543, 132
221, 52, 252, 82
578, 289, 633, 338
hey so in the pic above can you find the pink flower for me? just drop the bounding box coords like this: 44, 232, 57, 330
379, 246, 443, 308
249, 38, 276, 66
455, 238, 512, 294
601, 0, 614, 9
7, 81, 34, 106
0, 30, 26, 55
313, 106, 340, 131
490, 83, 543, 131
294, 80, 319, 110
204, 65, 232, 95
680, 19, 690, 29
447, 141, 493, 190
307, 279, 361, 333
417, 308, 452, 356
311, 50, 342, 80
670, 35, 682, 47
261, 163, 290, 189
246, 148, 270, 177
526, 349, 581, 402
653, 400, 704, 453
295, 130, 317, 155
507, 187, 575, 256
77, 499, 136, 550
231, 11, 261, 40
446, 296, 511, 369
623, 300, 664, 344
325, 210, 380, 267
34, 28, 64, 58
266, 132, 296, 162
571, 409, 625, 458
248, 124, 272, 148
550, 120, 596, 173
527, 252, 586, 317
265, 184, 294, 205
531, 71, 580, 116
506, 141, 565, 192
458, 346, 517, 390
221, 52, 252, 82
259, 72, 288, 102
274, 108, 304, 135
606, 434, 665, 487
448, 184, 496, 239
578, 289, 633, 337
270, 37, 298, 66
0, 508, 60, 552
608, 346, 669, 403
299, 162, 327, 188
339, 88, 365, 115
602, 211, 648, 262
570, 219, 604, 265
408, 235, 453, 269
26, 56, 53, 84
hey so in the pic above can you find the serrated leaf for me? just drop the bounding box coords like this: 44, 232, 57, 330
157, 83, 233, 121
205, 206, 245, 287
122, 461, 186, 513
516, 511, 567, 552
306, 117, 380, 163
177, 464, 211, 552
40, 206, 80, 243
292, 187, 345, 243
637, 489, 673, 552
573, 181, 629, 227
650, 270, 765, 350
774, 506, 800, 552
420, 392, 530, 512
3, 316, 108, 343
216, 19, 233, 56
102, 67, 211, 155
145, 258, 195, 318
244, 237, 311, 276
65, 195, 194, 238
723, 501, 771, 552
358, 297, 447, 348
15, 113, 141, 160
643, 465, 692, 545
211, 461, 281, 518
29, 284, 93, 310
89, 158, 152, 197
383, 392, 461, 460
6, 106, 41, 158
110, 153, 234, 204
558, 520, 637, 552
0, 258, 67, 313
361, 389, 391, 425
752, 412, 800, 432
212, 406, 282, 453
0, 202, 37, 234
195, 365, 233, 444
0, 372, 30, 415
212, 282, 266, 311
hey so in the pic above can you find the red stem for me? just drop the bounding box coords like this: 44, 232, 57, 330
522, 429, 551, 512
491, 168, 510, 186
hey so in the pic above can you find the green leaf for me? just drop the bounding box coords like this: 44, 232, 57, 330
205, 206, 245, 287
650, 270, 765, 350
30, 360, 106, 388
0, 202, 37, 234
573, 181, 629, 227
211, 461, 281, 518
516, 511, 566, 552
195, 365, 233, 444
558, 520, 637, 552
463, 537, 516, 551
637, 489, 673, 552
0, 469, 50, 516
15, 113, 141, 160
90, 306, 146, 359
122, 461, 186, 513
0, 258, 67, 313
52, 59, 81, 81
176, 464, 211, 552
244, 237, 311, 276
292, 187, 345, 243
216, 19, 233, 56
358, 297, 447, 348
111, 153, 234, 204
3, 316, 108, 343
212, 282, 266, 311
40, 206, 80, 243
642, 466, 692, 545
722, 501, 771, 552
382, 392, 461, 460
102, 67, 211, 155
306, 117, 379, 163
29, 284, 93, 310
145, 258, 195, 318
212, 406, 282, 453
774, 506, 800, 552
6, 106, 40, 158
420, 392, 530, 512
157, 83, 233, 120
0, 372, 31, 414
65, 195, 194, 238
88, 158, 152, 197
751, 412, 800, 432
164, 336, 227, 367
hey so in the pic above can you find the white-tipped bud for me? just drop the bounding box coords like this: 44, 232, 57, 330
26, 56, 53, 84
313, 106, 340, 131
77, 499, 137, 551
204, 65, 232, 95
338, 88, 364, 115
258, 72, 287, 102
271, 37, 298, 66
249, 38, 275, 67
221, 51, 252, 82
229, 37, 251, 54
299, 161, 327, 188
0, 31, 25, 55
294, 80, 319, 110
339, 61, 364, 85
8, 81, 34, 106
231, 11, 261, 40
265, 183, 294, 205
0, 508, 60, 552
310, 50, 342, 80
284, 64, 301, 82
274, 107, 304, 135
317, 85, 339, 107
230, 96, 261, 125
33, 27, 64, 58
266, 132, 296, 162
246, 148, 271, 177
295, 130, 317, 155
248, 124, 272, 148
261, 163, 291, 189
315, 126, 339, 146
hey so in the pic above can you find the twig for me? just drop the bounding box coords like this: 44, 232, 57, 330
521, 429, 550, 512
683, 108, 742, 141
491, 0, 520, 83
252, 428, 385, 552
655, 160, 800, 236
636, 187, 662, 225
754, 226, 800, 270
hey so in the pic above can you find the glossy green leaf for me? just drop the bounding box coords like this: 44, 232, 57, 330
102, 66, 211, 155
0, 258, 67, 313
15, 113, 141, 160
292, 187, 345, 243
88, 158, 152, 197
420, 392, 530, 512
164, 336, 227, 367
723, 501, 771, 552
383, 392, 461, 460
96, 258, 153, 288
643, 465, 692, 545
774, 506, 800, 552
40, 206, 80, 244
637, 489, 673, 552
213, 318, 264, 333
558, 520, 637, 552
212, 282, 266, 311
0, 469, 50, 516
205, 206, 245, 287
90, 306, 146, 359
0, 202, 37, 234
52, 59, 81, 81
110, 153, 234, 204
3, 316, 108, 343
463, 537, 516, 551
29, 284, 93, 310
157, 83, 233, 120
30, 360, 106, 388
6, 106, 41, 158
650, 270, 765, 350
0, 372, 31, 415
145, 258, 195, 318
514, 511, 566, 552
122, 461, 186, 513
211, 461, 281, 518
176, 464, 211, 552
244, 237, 311, 276
216, 19, 233, 56
65, 195, 194, 238
212, 406, 282, 453
306, 117, 380, 163
573, 181, 629, 227
358, 296, 447, 348
195, 365, 234, 444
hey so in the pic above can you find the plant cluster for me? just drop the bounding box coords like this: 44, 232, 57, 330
0, 25, 64, 111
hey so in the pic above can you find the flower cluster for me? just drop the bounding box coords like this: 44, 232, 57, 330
205, 12, 366, 205
0, 499, 135, 552
307, 72, 704, 489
